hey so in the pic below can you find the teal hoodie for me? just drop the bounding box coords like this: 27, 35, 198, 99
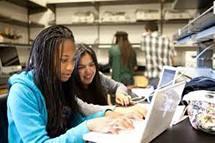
7, 70, 106, 143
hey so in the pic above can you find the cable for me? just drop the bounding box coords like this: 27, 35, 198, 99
157, 43, 215, 90
175, 43, 215, 81
141, 43, 215, 103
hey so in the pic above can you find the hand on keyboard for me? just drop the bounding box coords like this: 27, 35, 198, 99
117, 119, 145, 135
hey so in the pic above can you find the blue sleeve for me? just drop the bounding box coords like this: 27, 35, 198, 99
7, 83, 104, 143
84, 110, 106, 120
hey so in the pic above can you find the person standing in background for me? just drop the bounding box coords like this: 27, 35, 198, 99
141, 21, 176, 87
109, 31, 138, 86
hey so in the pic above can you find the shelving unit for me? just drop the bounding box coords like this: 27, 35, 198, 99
47, 0, 191, 26
0, 0, 47, 47
46, 0, 193, 47
173, 6, 215, 44
0, 43, 30, 47
61, 20, 164, 27
173, 4, 215, 68
6, 0, 47, 14
0, 0, 47, 28
0, 14, 45, 28
0, 14, 28, 27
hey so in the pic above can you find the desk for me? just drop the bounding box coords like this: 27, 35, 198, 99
151, 118, 215, 143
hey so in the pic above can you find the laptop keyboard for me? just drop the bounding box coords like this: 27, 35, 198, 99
118, 119, 145, 135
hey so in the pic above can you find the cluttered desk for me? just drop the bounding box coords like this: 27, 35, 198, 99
85, 89, 215, 143
84, 81, 188, 143
85, 65, 215, 143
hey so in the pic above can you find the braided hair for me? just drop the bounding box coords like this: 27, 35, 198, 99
26, 25, 78, 137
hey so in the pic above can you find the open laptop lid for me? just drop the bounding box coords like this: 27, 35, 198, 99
0, 46, 22, 74
141, 81, 186, 142
83, 81, 186, 143
157, 66, 178, 89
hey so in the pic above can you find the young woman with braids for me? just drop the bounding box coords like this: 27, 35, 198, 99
109, 31, 138, 86
7, 25, 144, 143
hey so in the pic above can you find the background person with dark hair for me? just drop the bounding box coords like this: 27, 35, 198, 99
141, 21, 176, 87
109, 31, 138, 86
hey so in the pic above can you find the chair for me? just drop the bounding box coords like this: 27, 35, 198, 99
0, 94, 8, 143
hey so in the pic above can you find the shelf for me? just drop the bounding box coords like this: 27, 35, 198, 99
27, 1, 47, 15
48, 0, 187, 28
99, 21, 160, 26
60, 22, 99, 27
173, 0, 213, 10
60, 20, 196, 27
172, 0, 199, 10
6, 0, 47, 14
195, 25, 215, 42
0, 15, 28, 27
29, 22, 45, 28
0, 43, 30, 48
173, 6, 215, 44
163, 19, 191, 24
47, 0, 174, 8
55, 20, 162, 26
86, 43, 141, 49
0, 15, 45, 28
47, 0, 162, 14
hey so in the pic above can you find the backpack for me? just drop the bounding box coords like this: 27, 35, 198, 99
181, 76, 215, 105
182, 76, 215, 135
183, 90, 215, 135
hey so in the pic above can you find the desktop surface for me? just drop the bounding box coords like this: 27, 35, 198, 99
151, 117, 215, 143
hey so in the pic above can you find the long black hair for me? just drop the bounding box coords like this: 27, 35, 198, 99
72, 44, 107, 105
26, 25, 78, 137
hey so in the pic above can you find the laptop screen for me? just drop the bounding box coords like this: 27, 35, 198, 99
157, 67, 177, 88
0, 46, 21, 74
0, 46, 20, 66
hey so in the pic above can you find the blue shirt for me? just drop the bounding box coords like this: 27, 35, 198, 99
7, 70, 106, 143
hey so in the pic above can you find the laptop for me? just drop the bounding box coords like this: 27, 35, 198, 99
131, 66, 178, 98
0, 46, 22, 74
157, 66, 178, 89
84, 81, 186, 143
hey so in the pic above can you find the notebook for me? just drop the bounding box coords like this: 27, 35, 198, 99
157, 66, 178, 89
131, 66, 178, 98
84, 81, 186, 143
